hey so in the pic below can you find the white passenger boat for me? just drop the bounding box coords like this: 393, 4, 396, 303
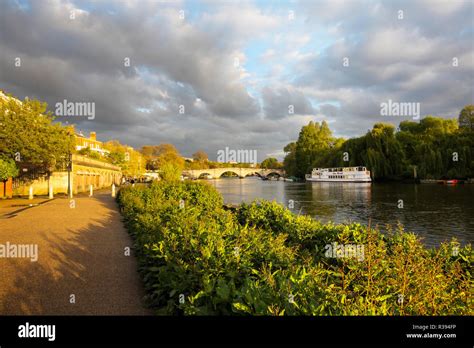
306, 167, 371, 182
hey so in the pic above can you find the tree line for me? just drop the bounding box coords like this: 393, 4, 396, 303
283, 105, 474, 180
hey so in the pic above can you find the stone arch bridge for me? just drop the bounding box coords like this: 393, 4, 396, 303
183, 167, 285, 179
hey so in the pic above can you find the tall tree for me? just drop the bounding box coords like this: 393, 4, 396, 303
103, 140, 146, 177
294, 121, 334, 177
261, 157, 280, 169
458, 105, 474, 131
0, 94, 74, 173
192, 150, 208, 162
141, 144, 184, 170
283, 142, 297, 176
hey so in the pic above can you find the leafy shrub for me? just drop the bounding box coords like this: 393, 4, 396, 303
118, 182, 473, 315
0, 157, 19, 181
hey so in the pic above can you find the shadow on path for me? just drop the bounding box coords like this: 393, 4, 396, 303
0, 192, 151, 315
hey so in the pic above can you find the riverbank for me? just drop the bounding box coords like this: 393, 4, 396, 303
117, 181, 472, 315
211, 178, 474, 247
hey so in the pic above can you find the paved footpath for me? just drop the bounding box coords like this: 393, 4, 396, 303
0, 197, 51, 217
0, 190, 150, 315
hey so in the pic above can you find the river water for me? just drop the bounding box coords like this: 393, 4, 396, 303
209, 177, 473, 247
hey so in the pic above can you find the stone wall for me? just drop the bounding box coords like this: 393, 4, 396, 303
12, 155, 122, 197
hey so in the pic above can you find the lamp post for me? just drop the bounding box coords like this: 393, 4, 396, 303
67, 151, 73, 198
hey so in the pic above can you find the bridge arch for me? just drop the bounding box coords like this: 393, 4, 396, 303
219, 170, 242, 178
197, 172, 214, 179
243, 171, 260, 177
264, 171, 283, 178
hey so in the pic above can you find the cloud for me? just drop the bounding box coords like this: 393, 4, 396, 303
0, 0, 472, 161
292, 0, 473, 137
262, 86, 315, 119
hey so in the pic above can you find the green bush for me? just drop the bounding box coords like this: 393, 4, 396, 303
0, 157, 19, 181
118, 181, 473, 316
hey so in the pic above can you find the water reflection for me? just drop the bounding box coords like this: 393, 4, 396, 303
211, 177, 473, 247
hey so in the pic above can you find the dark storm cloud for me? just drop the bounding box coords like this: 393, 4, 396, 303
0, 0, 264, 158
0, 0, 472, 160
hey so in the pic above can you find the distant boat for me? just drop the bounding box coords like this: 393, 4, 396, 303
306, 167, 371, 182
444, 180, 460, 185
421, 179, 463, 185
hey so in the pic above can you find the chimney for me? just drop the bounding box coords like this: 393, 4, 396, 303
90, 131, 96, 141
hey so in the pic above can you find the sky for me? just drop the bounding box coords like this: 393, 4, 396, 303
0, 0, 473, 161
